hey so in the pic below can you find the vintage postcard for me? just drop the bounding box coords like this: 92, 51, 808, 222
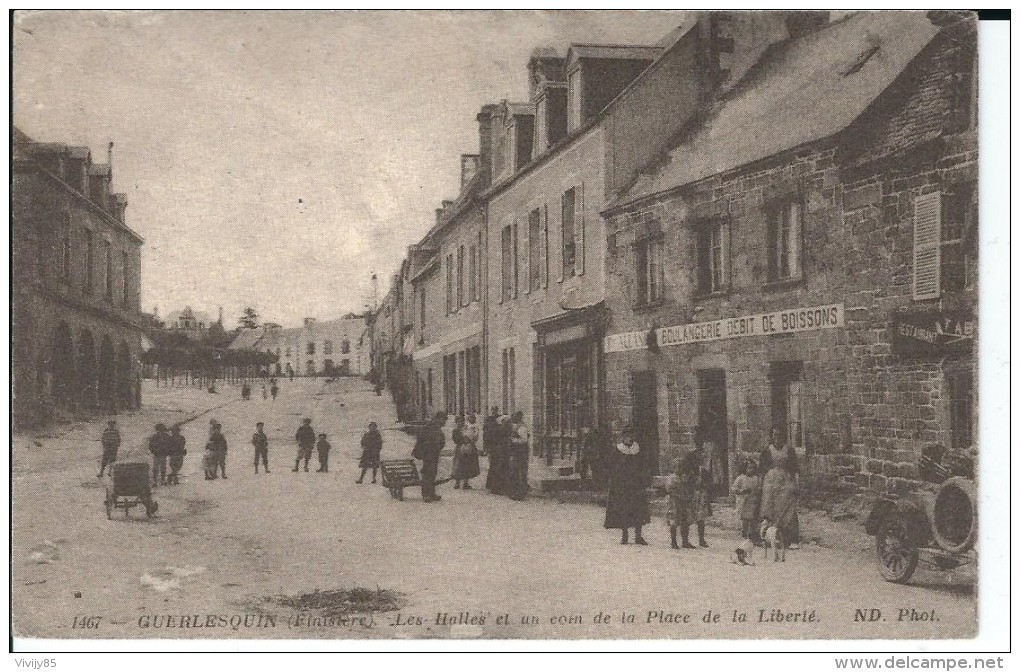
11, 9, 996, 649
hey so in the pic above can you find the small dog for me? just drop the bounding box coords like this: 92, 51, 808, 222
759, 519, 786, 562
732, 538, 755, 565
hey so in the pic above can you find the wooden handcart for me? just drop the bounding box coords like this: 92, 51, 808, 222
379, 459, 421, 501
105, 462, 158, 519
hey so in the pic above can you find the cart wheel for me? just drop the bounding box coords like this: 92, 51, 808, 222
876, 514, 919, 583
105, 491, 113, 520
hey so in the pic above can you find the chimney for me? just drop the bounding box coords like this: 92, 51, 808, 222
435, 207, 445, 228
476, 103, 499, 179
111, 193, 128, 223
304, 317, 317, 327
460, 154, 480, 190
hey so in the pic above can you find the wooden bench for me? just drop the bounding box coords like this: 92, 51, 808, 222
379, 459, 421, 501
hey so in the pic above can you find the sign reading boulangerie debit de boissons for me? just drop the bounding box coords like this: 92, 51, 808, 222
604, 303, 844, 352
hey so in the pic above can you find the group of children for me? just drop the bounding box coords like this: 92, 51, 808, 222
194, 417, 384, 482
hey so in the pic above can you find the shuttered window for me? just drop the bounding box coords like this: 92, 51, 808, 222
528, 208, 543, 292
576, 182, 585, 275
912, 192, 942, 300
561, 187, 576, 279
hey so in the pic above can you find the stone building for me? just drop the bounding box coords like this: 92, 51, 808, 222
236, 315, 370, 377
600, 11, 977, 496
481, 17, 775, 478
13, 128, 145, 426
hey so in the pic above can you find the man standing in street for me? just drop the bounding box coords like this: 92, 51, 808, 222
294, 418, 315, 472
148, 423, 171, 486
414, 412, 446, 502
167, 425, 187, 485
209, 419, 228, 479
316, 433, 332, 473
253, 422, 269, 474
98, 420, 121, 478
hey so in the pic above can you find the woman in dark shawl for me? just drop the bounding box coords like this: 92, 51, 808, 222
603, 426, 651, 544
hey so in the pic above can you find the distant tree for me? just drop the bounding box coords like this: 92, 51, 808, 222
239, 307, 260, 330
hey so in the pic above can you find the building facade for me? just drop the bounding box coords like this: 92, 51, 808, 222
236, 315, 370, 377
13, 129, 145, 427
601, 11, 977, 496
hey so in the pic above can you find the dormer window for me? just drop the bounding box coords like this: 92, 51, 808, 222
567, 68, 583, 133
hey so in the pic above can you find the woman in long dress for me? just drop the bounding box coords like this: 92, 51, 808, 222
451, 415, 481, 489
603, 426, 650, 545
758, 426, 800, 547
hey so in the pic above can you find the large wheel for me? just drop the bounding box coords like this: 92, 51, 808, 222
932, 477, 977, 554
876, 514, 920, 583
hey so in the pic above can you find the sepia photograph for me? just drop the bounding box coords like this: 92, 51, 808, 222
9, 8, 1005, 654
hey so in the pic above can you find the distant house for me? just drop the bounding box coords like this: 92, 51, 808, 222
230, 315, 371, 377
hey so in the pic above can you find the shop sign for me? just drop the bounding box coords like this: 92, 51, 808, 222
603, 330, 649, 353
657, 303, 844, 348
544, 324, 589, 347
891, 311, 975, 356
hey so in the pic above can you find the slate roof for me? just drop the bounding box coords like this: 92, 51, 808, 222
229, 328, 267, 350
613, 11, 940, 210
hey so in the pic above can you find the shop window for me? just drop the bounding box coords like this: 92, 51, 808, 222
770, 361, 805, 455
696, 219, 728, 294
635, 235, 664, 306
767, 200, 803, 281
946, 368, 973, 451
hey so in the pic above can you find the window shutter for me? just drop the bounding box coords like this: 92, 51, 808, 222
542, 205, 549, 288
576, 182, 586, 275
523, 214, 531, 295
912, 192, 942, 300
556, 201, 564, 283
512, 219, 519, 299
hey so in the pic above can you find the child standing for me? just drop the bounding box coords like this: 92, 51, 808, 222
731, 459, 761, 540
356, 422, 382, 484
253, 422, 270, 474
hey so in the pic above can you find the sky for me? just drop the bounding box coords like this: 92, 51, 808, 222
13, 10, 684, 329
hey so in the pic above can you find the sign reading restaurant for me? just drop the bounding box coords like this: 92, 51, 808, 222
604, 303, 844, 353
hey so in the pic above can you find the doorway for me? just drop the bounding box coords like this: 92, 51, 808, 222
631, 370, 660, 475
697, 369, 729, 495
